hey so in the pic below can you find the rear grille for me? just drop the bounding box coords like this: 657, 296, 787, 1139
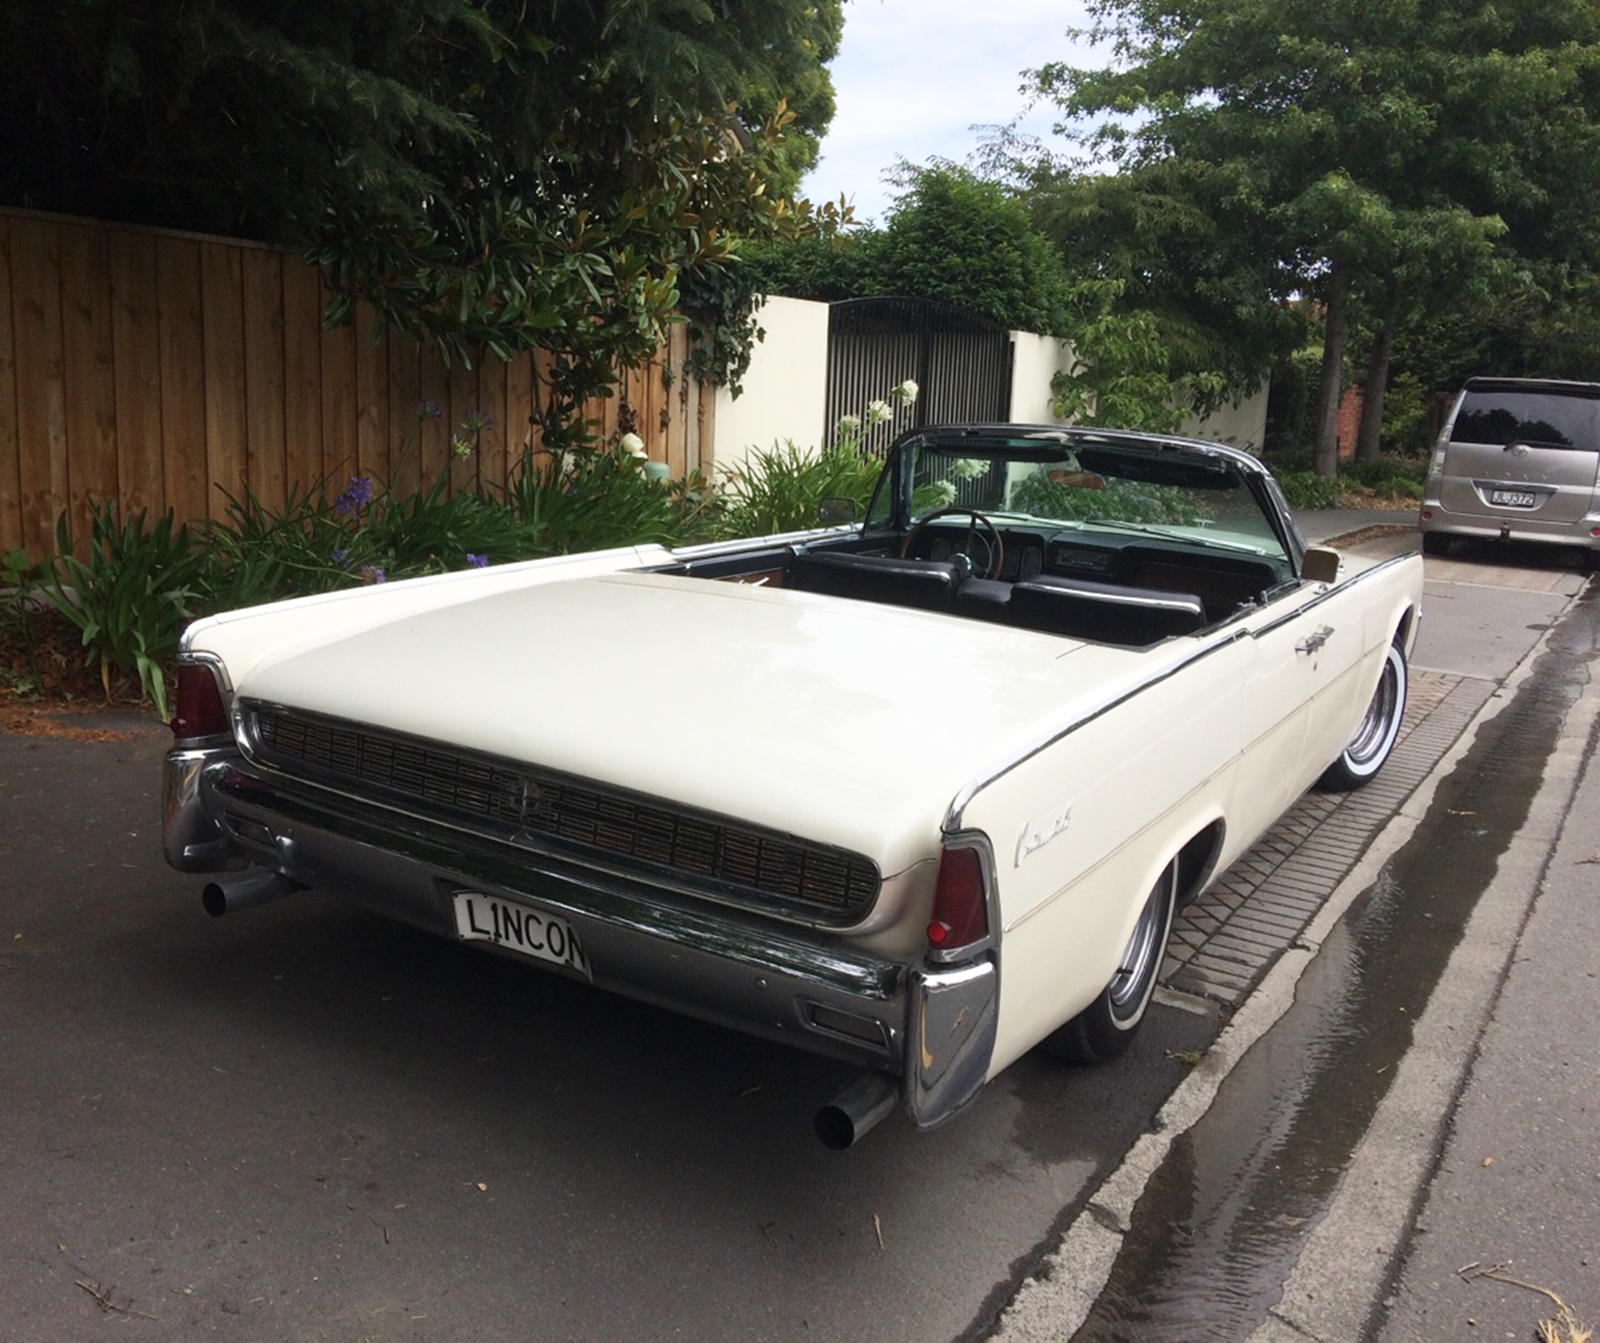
240, 702, 880, 923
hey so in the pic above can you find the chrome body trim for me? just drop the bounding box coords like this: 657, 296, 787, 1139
160, 748, 998, 1125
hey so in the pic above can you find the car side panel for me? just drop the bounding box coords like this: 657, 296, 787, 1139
956, 636, 1246, 1077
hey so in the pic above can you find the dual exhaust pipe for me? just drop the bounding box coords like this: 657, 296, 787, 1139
202, 870, 899, 1149
814, 1073, 899, 1150
201, 870, 300, 918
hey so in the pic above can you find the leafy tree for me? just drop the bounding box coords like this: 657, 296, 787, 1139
747, 165, 1075, 336
870, 166, 1074, 335
1035, 0, 1600, 474
0, 0, 844, 450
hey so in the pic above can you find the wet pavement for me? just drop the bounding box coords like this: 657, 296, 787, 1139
993, 530, 1600, 1343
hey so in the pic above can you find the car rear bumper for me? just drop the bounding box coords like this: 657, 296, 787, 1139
164, 745, 997, 1131
1418, 501, 1600, 550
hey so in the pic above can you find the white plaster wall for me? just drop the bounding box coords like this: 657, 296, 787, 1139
708, 298, 1267, 466
712, 295, 830, 474
1179, 385, 1270, 454
1009, 331, 1075, 424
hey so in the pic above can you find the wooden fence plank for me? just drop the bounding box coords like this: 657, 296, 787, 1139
156, 236, 208, 533
386, 333, 423, 497
355, 302, 389, 484
0, 217, 22, 555
10, 218, 69, 555
474, 354, 508, 496
319, 281, 358, 486
109, 230, 165, 518
59, 224, 118, 547
201, 242, 248, 519
281, 259, 323, 503
241, 249, 286, 510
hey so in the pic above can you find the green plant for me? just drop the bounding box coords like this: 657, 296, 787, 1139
45, 504, 202, 719
1276, 471, 1342, 510
503, 440, 720, 556
1, 546, 46, 694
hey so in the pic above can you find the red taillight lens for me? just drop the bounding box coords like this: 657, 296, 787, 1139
171, 662, 229, 739
927, 845, 989, 953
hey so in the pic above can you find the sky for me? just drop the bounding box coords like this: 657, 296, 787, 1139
800, 0, 1106, 225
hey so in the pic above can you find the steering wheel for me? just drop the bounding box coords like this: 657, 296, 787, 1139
900, 507, 1005, 581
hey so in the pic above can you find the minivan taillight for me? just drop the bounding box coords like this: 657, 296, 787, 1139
927, 844, 989, 954
171, 662, 229, 739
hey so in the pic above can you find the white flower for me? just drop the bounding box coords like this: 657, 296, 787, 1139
866, 399, 893, 426
835, 413, 862, 432
891, 380, 919, 404
950, 457, 991, 480
926, 481, 958, 507
619, 432, 648, 461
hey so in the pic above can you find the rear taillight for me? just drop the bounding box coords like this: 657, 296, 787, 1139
927, 844, 990, 955
171, 661, 229, 739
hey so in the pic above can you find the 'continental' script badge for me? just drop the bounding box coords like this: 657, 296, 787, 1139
1016, 803, 1073, 867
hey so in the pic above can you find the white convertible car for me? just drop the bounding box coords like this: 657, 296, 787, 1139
164, 425, 1422, 1146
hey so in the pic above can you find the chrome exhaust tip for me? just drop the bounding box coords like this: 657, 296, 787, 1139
201, 871, 300, 917
814, 1073, 898, 1150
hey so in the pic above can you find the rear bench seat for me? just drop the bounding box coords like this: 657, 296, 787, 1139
1005, 575, 1206, 645
787, 550, 960, 612
786, 550, 1206, 645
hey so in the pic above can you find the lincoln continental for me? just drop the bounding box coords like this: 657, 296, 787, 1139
163, 425, 1422, 1146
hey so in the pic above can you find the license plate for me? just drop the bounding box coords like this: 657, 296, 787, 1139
1490, 489, 1537, 507
452, 890, 590, 980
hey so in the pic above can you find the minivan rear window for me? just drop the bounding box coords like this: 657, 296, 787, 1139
1453, 390, 1599, 451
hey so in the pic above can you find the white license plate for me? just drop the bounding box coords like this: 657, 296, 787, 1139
452, 891, 590, 980
1490, 489, 1537, 507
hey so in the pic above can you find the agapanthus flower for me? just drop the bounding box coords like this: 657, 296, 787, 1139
465, 553, 489, 568
334, 475, 373, 515
891, 380, 919, 404
619, 432, 648, 461
835, 413, 862, 432
417, 399, 444, 422
451, 435, 474, 459
866, 400, 893, 426
459, 409, 495, 434
949, 458, 991, 480
359, 565, 386, 585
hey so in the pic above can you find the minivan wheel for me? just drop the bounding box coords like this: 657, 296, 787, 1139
1421, 532, 1451, 557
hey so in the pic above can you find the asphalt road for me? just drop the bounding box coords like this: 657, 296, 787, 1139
0, 530, 1586, 1343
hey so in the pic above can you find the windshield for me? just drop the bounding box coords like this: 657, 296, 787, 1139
891, 438, 1290, 562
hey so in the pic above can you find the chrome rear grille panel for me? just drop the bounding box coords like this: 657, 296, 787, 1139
239, 702, 879, 923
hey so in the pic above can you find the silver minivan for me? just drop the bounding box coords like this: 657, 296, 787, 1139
1418, 376, 1600, 570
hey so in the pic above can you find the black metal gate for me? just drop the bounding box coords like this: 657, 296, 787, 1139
824, 297, 1014, 451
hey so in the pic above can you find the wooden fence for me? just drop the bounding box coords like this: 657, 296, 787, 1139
0, 208, 716, 558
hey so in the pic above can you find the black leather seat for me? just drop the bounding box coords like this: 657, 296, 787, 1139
788, 550, 960, 612
1005, 575, 1206, 645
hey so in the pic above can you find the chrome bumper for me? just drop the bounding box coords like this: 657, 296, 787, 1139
162, 746, 997, 1130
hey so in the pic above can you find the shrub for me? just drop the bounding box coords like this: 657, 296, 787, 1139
45, 504, 202, 719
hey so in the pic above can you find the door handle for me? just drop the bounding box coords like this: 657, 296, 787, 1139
1296, 625, 1334, 655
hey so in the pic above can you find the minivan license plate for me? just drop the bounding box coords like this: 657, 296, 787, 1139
453, 891, 590, 979
1490, 489, 1537, 507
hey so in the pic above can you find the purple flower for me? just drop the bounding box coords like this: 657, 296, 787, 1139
466, 553, 489, 568
330, 548, 350, 567
360, 565, 386, 585
334, 475, 373, 516
417, 399, 444, 421
459, 409, 495, 434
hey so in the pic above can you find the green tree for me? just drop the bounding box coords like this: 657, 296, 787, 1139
747, 165, 1075, 337
1035, 0, 1600, 474
0, 0, 844, 450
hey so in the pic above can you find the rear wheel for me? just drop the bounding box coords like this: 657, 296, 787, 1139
1421, 532, 1451, 557
1317, 641, 1408, 791
1041, 862, 1177, 1064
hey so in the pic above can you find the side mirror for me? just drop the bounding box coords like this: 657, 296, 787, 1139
1302, 546, 1341, 583
818, 497, 858, 525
